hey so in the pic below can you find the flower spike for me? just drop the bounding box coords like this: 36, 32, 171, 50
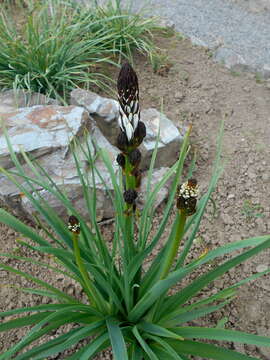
177, 178, 199, 216
117, 62, 140, 141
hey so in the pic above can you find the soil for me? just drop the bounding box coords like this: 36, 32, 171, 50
1, 34, 270, 359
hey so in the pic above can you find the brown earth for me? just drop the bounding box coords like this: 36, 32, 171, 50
0, 34, 270, 359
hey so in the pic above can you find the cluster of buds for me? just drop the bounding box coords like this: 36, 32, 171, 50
176, 178, 199, 216
68, 215, 81, 235
116, 63, 146, 207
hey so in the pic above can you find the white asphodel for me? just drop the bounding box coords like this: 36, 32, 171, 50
118, 101, 139, 141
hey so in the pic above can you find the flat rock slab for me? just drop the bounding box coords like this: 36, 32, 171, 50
0, 105, 89, 168
0, 89, 58, 114
70, 88, 119, 143
140, 108, 184, 169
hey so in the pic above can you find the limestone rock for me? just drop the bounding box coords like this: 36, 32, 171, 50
0, 105, 89, 168
140, 108, 184, 169
0, 123, 119, 220
70, 88, 119, 143
138, 167, 171, 210
0, 89, 58, 114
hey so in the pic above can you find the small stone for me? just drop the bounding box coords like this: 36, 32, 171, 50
256, 264, 268, 273
174, 91, 185, 103
221, 213, 233, 225
227, 194, 235, 200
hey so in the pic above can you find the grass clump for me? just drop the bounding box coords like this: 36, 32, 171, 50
0, 0, 159, 103
0, 63, 270, 359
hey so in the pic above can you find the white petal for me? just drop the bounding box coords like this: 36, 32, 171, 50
133, 113, 139, 130
125, 122, 134, 141
122, 114, 130, 128
118, 115, 124, 132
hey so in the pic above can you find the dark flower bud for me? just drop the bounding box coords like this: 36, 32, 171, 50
176, 178, 199, 216
128, 148, 141, 167
116, 131, 129, 151
132, 121, 146, 146
68, 215, 80, 234
116, 153, 126, 168
134, 121, 146, 139
123, 189, 138, 204
117, 63, 140, 141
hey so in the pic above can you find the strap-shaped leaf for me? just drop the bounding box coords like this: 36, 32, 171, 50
107, 318, 128, 360
171, 327, 270, 348
153, 339, 258, 360
162, 236, 270, 316
139, 322, 183, 340
132, 326, 159, 360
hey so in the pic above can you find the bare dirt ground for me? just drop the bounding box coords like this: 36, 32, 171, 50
1, 34, 270, 359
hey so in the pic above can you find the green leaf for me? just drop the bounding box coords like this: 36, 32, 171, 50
147, 335, 185, 360
132, 326, 159, 360
139, 322, 184, 340
0, 262, 77, 303
161, 300, 231, 327
23, 321, 105, 360
0, 312, 51, 332
107, 318, 128, 360
79, 332, 110, 360
0, 306, 93, 360
171, 327, 270, 348
153, 339, 259, 360
0, 304, 77, 318
15, 327, 81, 360
0, 208, 49, 247
161, 236, 270, 316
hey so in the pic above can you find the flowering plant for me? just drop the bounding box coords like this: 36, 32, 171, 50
0, 64, 270, 360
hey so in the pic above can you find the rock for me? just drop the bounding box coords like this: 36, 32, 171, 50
0, 89, 58, 114
214, 47, 248, 72
261, 64, 270, 79
138, 167, 171, 210
70, 88, 119, 143
0, 105, 89, 169
140, 108, 184, 169
1, 122, 119, 220
256, 264, 268, 273
174, 91, 185, 103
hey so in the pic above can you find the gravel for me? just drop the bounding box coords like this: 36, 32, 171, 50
121, 0, 270, 77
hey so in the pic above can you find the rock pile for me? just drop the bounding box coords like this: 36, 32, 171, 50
0, 89, 185, 220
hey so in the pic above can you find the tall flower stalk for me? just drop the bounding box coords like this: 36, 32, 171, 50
116, 63, 146, 262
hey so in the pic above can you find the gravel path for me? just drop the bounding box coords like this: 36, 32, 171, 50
129, 0, 270, 77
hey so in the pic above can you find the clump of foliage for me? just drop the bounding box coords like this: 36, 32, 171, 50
0, 63, 270, 359
0, 0, 159, 102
